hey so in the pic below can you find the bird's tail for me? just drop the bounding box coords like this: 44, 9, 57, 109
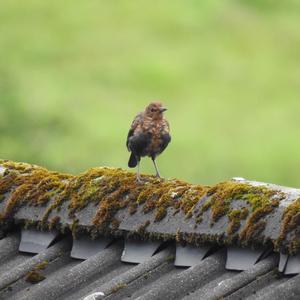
128, 153, 138, 168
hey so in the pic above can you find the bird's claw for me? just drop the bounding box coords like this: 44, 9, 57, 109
136, 176, 144, 183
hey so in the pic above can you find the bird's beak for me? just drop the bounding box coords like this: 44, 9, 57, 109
160, 107, 167, 112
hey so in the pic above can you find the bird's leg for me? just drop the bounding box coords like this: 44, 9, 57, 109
152, 157, 161, 178
136, 158, 143, 183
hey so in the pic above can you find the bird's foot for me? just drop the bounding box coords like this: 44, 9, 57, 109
136, 175, 144, 184
155, 172, 161, 178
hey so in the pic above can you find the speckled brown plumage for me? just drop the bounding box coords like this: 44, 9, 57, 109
126, 102, 171, 181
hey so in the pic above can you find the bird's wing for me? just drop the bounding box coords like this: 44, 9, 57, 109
126, 112, 143, 150
159, 119, 171, 152
160, 133, 171, 153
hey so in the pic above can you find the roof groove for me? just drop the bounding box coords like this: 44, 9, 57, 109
134, 251, 226, 300
15, 241, 124, 300
195, 255, 277, 300
86, 248, 174, 299
64, 263, 133, 300
0, 231, 299, 299
226, 271, 288, 300
0, 238, 70, 291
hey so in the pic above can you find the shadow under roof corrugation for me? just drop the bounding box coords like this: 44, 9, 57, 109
0, 232, 300, 300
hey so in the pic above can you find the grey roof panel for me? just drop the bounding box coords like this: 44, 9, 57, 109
1, 161, 300, 299
284, 253, 300, 275
254, 274, 300, 300
278, 253, 289, 272
19, 228, 59, 254
174, 243, 211, 267
197, 255, 277, 300
121, 240, 162, 264
0, 230, 299, 299
71, 236, 113, 260
15, 241, 124, 300
86, 247, 174, 299
2, 160, 300, 258
225, 246, 269, 271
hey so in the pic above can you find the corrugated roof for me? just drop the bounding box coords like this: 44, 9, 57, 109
1, 160, 300, 257
0, 231, 299, 300
1, 160, 300, 299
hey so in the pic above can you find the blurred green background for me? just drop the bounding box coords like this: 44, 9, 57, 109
1, 0, 300, 186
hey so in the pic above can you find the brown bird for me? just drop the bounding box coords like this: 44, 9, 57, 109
126, 102, 171, 182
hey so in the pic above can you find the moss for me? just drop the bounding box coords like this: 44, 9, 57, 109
111, 218, 120, 230
48, 216, 60, 230
142, 182, 209, 222
200, 200, 212, 213
155, 206, 168, 222
0, 160, 72, 221
227, 221, 241, 236
36, 260, 49, 270
196, 215, 203, 224
192, 181, 283, 243
240, 205, 272, 240
25, 270, 46, 283
25, 260, 48, 284
111, 283, 127, 293
137, 220, 150, 235
227, 208, 249, 235
179, 186, 209, 215
204, 181, 282, 223
0, 170, 18, 194
1, 160, 299, 255
71, 219, 79, 239
242, 219, 267, 243
31, 165, 209, 233
281, 198, 300, 233
286, 237, 300, 254
89, 170, 200, 228
277, 198, 300, 253
128, 202, 138, 215
166, 254, 175, 262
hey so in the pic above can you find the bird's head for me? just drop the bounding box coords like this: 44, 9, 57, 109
145, 102, 167, 119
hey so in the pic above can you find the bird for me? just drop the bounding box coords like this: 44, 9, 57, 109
126, 102, 171, 182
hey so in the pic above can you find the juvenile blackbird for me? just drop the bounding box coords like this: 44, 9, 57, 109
126, 102, 171, 182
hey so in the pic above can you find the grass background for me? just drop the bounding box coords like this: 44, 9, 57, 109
0, 0, 300, 186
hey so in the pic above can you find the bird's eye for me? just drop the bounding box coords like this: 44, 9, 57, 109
151, 108, 155, 112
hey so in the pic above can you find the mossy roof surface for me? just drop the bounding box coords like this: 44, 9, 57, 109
1, 159, 300, 255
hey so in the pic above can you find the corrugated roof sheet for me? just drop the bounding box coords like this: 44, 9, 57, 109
0, 231, 299, 300
1, 160, 300, 257
1, 160, 300, 299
